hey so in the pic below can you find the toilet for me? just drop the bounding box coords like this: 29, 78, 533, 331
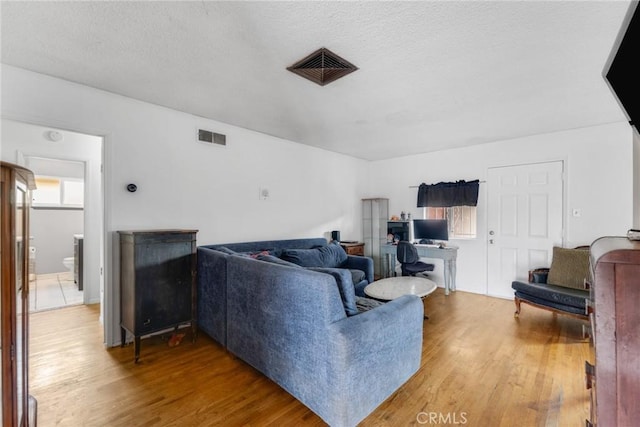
63, 257, 74, 272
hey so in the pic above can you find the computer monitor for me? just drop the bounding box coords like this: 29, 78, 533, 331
387, 221, 410, 243
412, 219, 449, 243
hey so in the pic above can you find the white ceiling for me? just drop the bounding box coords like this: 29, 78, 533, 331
0, 1, 632, 161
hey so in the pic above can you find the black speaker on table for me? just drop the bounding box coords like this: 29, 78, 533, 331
331, 230, 340, 242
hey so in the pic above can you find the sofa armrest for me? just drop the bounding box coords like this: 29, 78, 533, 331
342, 255, 374, 283
325, 295, 423, 426
197, 247, 229, 346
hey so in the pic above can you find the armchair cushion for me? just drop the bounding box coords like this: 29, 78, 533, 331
512, 280, 588, 315
547, 247, 590, 290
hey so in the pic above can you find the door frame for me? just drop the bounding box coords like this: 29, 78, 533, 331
5, 115, 111, 344
485, 159, 566, 296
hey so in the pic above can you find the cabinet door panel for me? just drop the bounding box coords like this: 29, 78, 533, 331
615, 264, 640, 426
135, 241, 192, 333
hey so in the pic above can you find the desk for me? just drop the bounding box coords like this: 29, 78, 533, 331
380, 244, 458, 295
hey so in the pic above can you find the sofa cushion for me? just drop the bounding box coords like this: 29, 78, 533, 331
255, 254, 301, 268
349, 269, 366, 285
547, 247, 590, 290
211, 246, 276, 258
308, 267, 358, 316
213, 246, 236, 255
280, 241, 348, 268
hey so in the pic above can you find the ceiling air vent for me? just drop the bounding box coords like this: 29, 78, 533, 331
198, 129, 226, 146
287, 48, 358, 86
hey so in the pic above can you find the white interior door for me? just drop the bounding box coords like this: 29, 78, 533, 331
487, 161, 564, 298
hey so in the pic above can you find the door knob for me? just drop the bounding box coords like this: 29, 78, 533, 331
489, 230, 495, 235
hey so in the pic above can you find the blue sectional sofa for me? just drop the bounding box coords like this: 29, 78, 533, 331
197, 238, 424, 427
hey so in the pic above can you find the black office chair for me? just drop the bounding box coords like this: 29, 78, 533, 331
396, 241, 435, 277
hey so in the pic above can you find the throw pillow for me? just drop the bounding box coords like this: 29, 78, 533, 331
280, 241, 348, 268
255, 254, 301, 268
547, 247, 590, 290
308, 267, 358, 316
355, 297, 385, 313
349, 269, 366, 284
213, 246, 236, 255
249, 250, 271, 259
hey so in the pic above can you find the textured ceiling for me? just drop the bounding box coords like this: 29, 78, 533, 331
0, 1, 632, 161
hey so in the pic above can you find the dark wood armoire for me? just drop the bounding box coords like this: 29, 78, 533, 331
118, 229, 198, 362
1, 162, 37, 426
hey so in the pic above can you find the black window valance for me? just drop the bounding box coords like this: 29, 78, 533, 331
417, 180, 480, 207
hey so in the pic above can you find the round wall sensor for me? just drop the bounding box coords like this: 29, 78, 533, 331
126, 183, 137, 193
47, 130, 63, 142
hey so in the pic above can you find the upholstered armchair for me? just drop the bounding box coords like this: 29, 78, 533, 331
511, 246, 591, 321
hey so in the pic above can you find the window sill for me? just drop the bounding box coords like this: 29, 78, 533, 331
33, 206, 84, 211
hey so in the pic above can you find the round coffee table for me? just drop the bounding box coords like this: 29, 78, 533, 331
364, 276, 437, 318
365, 276, 437, 300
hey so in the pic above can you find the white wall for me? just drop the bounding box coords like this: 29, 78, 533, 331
25, 156, 85, 275
31, 209, 83, 274
367, 122, 634, 295
1, 65, 369, 346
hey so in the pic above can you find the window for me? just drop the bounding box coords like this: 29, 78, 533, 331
425, 206, 477, 239
32, 176, 84, 208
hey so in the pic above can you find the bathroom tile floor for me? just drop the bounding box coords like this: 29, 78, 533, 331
29, 272, 83, 312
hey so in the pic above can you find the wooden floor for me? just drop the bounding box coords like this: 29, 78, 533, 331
29, 289, 592, 426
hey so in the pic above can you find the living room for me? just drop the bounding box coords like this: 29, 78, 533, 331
1, 1, 639, 426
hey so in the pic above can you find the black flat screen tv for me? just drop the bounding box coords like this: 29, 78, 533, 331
413, 219, 449, 243
605, 2, 639, 128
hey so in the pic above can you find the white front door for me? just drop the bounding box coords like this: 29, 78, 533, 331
487, 161, 564, 298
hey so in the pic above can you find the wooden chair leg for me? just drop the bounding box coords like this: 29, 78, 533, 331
514, 297, 521, 318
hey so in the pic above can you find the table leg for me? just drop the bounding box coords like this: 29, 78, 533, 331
444, 260, 450, 295
421, 296, 430, 320
383, 253, 389, 278
443, 258, 457, 295
451, 258, 457, 292
134, 336, 141, 364
383, 253, 394, 278
390, 255, 396, 277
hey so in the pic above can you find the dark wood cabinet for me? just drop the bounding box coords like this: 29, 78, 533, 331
588, 236, 640, 426
119, 229, 198, 362
1, 162, 37, 426
340, 242, 365, 256
73, 234, 83, 291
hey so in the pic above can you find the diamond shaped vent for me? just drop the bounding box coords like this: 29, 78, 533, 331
287, 48, 358, 86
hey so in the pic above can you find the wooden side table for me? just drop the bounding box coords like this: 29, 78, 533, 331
340, 242, 365, 256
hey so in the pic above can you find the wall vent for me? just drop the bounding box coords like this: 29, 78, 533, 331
287, 47, 358, 86
198, 129, 226, 146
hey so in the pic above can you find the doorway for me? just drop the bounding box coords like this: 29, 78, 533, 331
25, 157, 86, 312
486, 161, 564, 298
1, 119, 104, 320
